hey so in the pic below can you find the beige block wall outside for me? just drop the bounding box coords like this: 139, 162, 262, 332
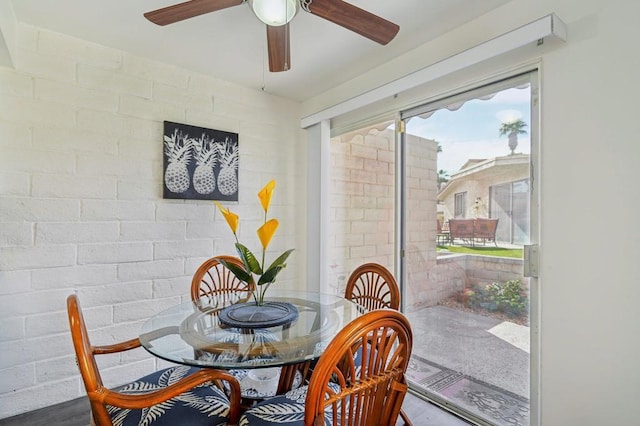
328, 126, 440, 310
328, 126, 527, 311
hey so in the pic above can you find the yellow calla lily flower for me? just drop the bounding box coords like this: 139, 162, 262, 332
257, 219, 279, 249
257, 180, 276, 213
215, 202, 239, 234
214, 181, 294, 306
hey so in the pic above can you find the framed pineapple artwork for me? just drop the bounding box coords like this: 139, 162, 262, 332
162, 121, 239, 201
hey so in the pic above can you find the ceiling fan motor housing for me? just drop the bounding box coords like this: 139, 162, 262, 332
249, 0, 299, 26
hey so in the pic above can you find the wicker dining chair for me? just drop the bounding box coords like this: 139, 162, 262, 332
66, 294, 242, 426
344, 262, 413, 425
345, 262, 400, 311
239, 309, 413, 425
190, 255, 255, 304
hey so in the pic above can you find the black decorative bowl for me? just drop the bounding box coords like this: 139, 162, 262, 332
218, 301, 299, 329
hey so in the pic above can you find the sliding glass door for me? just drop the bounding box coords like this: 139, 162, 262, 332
325, 71, 539, 426
399, 73, 538, 426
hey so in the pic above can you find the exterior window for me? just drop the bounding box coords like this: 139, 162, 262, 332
490, 179, 530, 244
454, 192, 466, 218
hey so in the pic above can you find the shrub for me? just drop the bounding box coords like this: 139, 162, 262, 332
468, 280, 527, 317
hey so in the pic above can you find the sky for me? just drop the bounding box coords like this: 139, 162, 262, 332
405, 86, 531, 174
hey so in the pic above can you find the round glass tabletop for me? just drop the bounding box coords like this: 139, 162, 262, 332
139, 289, 363, 370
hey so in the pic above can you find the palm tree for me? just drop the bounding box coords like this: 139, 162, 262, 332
499, 119, 528, 155
437, 169, 449, 190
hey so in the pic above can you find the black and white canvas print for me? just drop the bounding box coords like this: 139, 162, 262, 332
163, 121, 239, 201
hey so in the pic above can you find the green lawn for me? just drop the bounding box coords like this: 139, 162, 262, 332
437, 245, 523, 258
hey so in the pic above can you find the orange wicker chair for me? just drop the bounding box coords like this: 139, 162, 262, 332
344, 263, 413, 425
66, 294, 241, 426
190, 255, 254, 304
344, 262, 400, 311
239, 309, 413, 425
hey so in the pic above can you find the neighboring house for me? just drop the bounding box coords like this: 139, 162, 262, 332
438, 154, 530, 244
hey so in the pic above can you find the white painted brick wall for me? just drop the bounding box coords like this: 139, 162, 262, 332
0, 317, 25, 341
0, 364, 35, 394
35, 355, 79, 383
81, 200, 154, 221
0, 22, 304, 419
31, 264, 118, 289
32, 174, 117, 199
0, 68, 34, 97
33, 126, 119, 155
0, 222, 33, 246
0, 332, 74, 369
0, 270, 30, 295
36, 222, 119, 244
113, 297, 181, 323
14, 50, 76, 83
35, 78, 119, 112
1, 148, 76, 174
153, 239, 212, 260
0, 173, 30, 195
78, 64, 152, 98
0, 198, 80, 221
25, 311, 70, 338
120, 221, 185, 241
118, 260, 185, 281
0, 245, 77, 270
78, 242, 153, 264
152, 276, 193, 299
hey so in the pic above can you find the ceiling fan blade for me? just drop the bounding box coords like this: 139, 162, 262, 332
267, 24, 291, 72
305, 0, 399, 45
144, 0, 244, 26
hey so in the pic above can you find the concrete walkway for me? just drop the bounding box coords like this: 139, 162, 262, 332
405, 305, 530, 400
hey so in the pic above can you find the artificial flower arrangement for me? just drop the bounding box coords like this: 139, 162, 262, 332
215, 180, 294, 306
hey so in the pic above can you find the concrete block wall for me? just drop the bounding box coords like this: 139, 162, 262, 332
404, 133, 438, 309
328, 127, 395, 294
463, 255, 527, 291
0, 23, 305, 418
328, 127, 438, 301
417, 254, 527, 309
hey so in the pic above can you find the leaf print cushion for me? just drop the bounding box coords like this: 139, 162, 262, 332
107, 365, 231, 426
239, 383, 341, 426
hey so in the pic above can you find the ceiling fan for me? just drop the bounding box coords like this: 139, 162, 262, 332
144, 0, 399, 72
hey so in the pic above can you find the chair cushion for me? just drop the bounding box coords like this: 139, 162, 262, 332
107, 365, 231, 426
239, 383, 340, 426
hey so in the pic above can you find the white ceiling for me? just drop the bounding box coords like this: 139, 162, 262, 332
8, 0, 511, 101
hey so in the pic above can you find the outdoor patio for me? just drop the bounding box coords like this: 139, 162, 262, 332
405, 305, 530, 426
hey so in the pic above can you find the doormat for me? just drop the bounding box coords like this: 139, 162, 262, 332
406, 355, 530, 426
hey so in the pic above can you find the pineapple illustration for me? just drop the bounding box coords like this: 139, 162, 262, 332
217, 139, 239, 196
164, 129, 193, 194
192, 134, 217, 194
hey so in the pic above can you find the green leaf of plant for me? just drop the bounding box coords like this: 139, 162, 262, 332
265, 249, 294, 272
235, 243, 262, 275
217, 258, 253, 283
258, 264, 285, 286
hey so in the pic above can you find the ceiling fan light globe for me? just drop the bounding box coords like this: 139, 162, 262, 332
250, 0, 298, 26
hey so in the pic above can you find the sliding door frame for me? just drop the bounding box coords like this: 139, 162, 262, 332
395, 69, 540, 425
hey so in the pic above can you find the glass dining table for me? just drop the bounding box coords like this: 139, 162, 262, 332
139, 289, 363, 399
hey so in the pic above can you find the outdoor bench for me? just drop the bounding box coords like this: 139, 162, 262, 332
448, 218, 499, 246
